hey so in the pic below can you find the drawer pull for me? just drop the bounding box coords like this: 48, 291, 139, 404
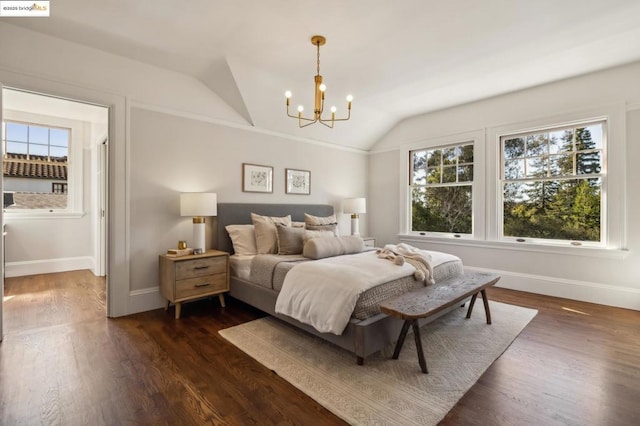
194, 266, 210, 270
195, 283, 211, 288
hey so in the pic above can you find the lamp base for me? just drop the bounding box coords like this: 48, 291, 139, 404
350, 214, 360, 236
193, 217, 206, 254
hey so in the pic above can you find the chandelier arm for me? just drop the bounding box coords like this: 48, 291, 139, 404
287, 104, 317, 122
318, 119, 334, 129
299, 118, 320, 128
319, 108, 351, 123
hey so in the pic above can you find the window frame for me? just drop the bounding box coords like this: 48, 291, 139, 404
398, 105, 626, 257
485, 105, 626, 252
498, 119, 607, 247
2, 112, 84, 218
410, 141, 475, 237
400, 130, 486, 241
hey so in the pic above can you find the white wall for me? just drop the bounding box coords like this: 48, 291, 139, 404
0, 23, 369, 314
370, 61, 640, 311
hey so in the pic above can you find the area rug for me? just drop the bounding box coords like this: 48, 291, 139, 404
219, 301, 537, 425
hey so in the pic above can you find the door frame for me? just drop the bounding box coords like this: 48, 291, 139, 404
0, 70, 129, 318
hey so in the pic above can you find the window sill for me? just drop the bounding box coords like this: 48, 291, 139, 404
398, 234, 629, 260
4, 211, 85, 220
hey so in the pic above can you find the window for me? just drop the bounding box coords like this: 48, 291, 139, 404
52, 183, 68, 194
410, 142, 474, 234
2, 120, 71, 211
501, 121, 604, 243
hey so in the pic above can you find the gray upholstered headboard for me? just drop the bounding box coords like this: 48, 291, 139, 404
215, 203, 334, 254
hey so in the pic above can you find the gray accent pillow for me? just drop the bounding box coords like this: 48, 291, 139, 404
276, 224, 305, 255
303, 235, 364, 259
305, 213, 339, 236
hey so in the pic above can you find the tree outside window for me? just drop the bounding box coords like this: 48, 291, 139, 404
501, 122, 604, 242
411, 143, 473, 234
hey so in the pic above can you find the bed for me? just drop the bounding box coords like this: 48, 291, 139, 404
215, 203, 464, 364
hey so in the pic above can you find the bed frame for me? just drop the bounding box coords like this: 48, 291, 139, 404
215, 203, 450, 364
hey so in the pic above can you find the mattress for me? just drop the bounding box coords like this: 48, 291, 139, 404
233, 250, 464, 320
229, 255, 253, 281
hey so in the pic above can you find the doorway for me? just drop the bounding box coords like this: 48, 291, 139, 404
1, 87, 109, 338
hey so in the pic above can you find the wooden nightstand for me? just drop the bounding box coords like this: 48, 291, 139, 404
362, 237, 375, 247
159, 249, 229, 319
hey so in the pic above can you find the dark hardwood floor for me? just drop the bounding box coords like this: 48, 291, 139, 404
1, 270, 639, 425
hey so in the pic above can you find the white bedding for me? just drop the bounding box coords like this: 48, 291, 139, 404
229, 254, 254, 280
275, 250, 417, 335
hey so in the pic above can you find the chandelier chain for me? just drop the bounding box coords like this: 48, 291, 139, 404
316, 41, 321, 76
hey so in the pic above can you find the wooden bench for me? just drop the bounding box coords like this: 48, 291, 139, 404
379, 271, 500, 373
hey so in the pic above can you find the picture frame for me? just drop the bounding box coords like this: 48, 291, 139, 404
242, 163, 273, 193
285, 168, 311, 195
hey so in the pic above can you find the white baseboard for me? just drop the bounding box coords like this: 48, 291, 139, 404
5, 256, 95, 278
127, 286, 166, 316
465, 266, 640, 311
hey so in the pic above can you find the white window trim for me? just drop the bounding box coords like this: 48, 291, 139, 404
487, 103, 626, 251
399, 129, 486, 241
398, 103, 627, 258
2, 109, 84, 218
498, 118, 606, 247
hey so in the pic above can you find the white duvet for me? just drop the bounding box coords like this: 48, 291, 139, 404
275, 250, 416, 335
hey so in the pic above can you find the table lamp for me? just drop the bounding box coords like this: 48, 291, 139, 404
180, 192, 217, 254
343, 197, 366, 236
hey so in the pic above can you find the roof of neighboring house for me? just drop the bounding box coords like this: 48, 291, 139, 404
3, 153, 68, 180
5, 192, 68, 210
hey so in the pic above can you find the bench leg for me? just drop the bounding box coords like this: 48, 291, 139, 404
411, 320, 428, 374
392, 320, 411, 360
466, 293, 478, 319
481, 289, 492, 324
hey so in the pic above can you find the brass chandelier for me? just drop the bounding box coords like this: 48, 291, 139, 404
285, 35, 353, 128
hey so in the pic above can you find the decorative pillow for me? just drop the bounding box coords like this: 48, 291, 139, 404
303, 235, 364, 259
304, 213, 339, 236
304, 229, 336, 242
292, 221, 306, 228
251, 213, 292, 254
276, 224, 305, 255
225, 224, 257, 255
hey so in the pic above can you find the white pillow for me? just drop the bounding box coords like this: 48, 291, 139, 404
225, 224, 257, 255
251, 213, 292, 254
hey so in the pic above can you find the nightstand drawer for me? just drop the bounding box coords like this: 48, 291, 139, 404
175, 256, 226, 280
175, 274, 227, 299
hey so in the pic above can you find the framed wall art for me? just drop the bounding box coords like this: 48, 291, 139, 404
242, 163, 273, 193
285, 168, 311, 195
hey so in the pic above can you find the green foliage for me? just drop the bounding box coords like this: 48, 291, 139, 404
412, 186, 472, 234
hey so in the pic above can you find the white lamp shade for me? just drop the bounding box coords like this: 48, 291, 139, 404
343, 197, 366, 214
180, 193, 217, 217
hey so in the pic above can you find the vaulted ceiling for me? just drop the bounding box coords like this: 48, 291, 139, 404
9, 0, 640, 150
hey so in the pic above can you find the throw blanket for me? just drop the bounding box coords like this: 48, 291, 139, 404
275, 250, 416, 335
380, 243, 436, 285
250, 254, 308, 288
